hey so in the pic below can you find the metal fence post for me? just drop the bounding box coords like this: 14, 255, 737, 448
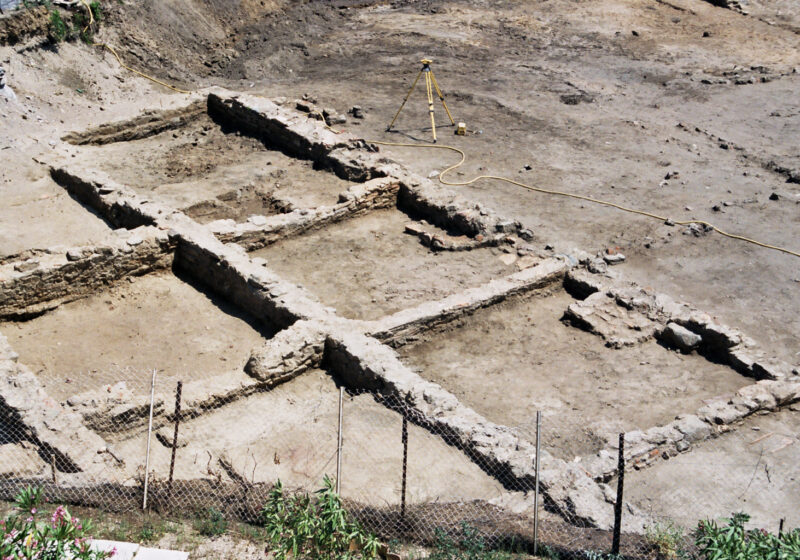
401, 416, 408, 519
612, 432, 625, 555
336, 386, 344, 495
50, 454, 57, 486
533, 411, 542, 556
167, 380, 183, 500
142, 369, 157, 511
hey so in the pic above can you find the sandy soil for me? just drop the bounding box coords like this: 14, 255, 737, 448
112, 369, 505, 506
398, 288, 750, 461
0, 271, 270, 399
250, 208, 516, 320
2, 0, 798, 357
1, 0, 799, 535
68, 113, 355, 222
625, 407, 800, 529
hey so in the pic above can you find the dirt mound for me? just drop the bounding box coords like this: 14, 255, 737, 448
0, 5, 48, 45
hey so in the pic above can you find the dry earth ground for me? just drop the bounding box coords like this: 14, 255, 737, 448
1, 0, 799, 540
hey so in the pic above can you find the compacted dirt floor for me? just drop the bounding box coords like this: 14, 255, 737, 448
1, 0, 799, 539
625, 407, 800, 529
68, 113, 356, 222
0, 271, 270, 399
398, 288, 750, 461
111, 369, 505, 507
251, 208, 516, 320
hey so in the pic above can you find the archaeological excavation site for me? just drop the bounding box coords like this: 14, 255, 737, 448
1, 0, 798, 558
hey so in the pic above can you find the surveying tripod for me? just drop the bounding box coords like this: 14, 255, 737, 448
386, 59, 455, 142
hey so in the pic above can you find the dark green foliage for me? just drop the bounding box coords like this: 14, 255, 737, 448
694, 513, 800, 560
48, 9, 67, 42
89, 1, 102, 21
195, 507, 228, 537
261, 475, 379, 560
427, 523, 511, 560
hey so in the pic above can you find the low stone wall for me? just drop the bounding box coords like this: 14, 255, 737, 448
322, 326, 636, 531
61, 99, 207, 145
370, 257, 568, 346
207, 91, 364, 169
565, 268, 797, 379
0, 226, 174, 319
211, 177, 401, 251
0, 333, 119, 479
37, 90, 799, 535
564, 267, 800, 480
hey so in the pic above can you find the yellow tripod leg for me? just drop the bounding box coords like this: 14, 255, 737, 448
426, 71, 437, 142
430, 71, 456, 125
387, 69, 424, 131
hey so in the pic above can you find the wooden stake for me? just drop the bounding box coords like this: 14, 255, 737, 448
612, 433, 625, 555
51, 454, 57, 486
401, 417, 408, 519
167, 380, 183, 499
533, 411, 542, 556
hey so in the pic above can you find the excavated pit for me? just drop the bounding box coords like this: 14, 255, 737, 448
623, 407, 800, 529
396, 286, 750, 462
249, 208, 517, 321
108, 368, 505, 507
67, 112, 358, 223
0, 270, 272, 401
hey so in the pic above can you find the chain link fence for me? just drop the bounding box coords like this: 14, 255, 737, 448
1, 363, 797, 559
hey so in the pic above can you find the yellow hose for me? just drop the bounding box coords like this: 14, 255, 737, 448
93, 42, 192, 94
371, 140, 800, 259
76, 0, 191, 94
67, 0, 799, 260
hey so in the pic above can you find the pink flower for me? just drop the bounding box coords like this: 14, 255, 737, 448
110, 546, 118, 557
30, 508, 36, 515
51, 505, 66, 525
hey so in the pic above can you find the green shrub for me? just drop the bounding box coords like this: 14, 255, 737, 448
646, 520, 687, 559
89, 1, 102, 22
48, 9, 68, 42
261, 475, 379, 560
1, 487, 112, 560
195, 507, 228, 537
428, 522, 510, 560
694, 512, 800, 560
72, 10, 93, 43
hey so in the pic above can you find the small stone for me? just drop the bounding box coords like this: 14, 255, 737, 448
588, 258, 608, 274
712, 204, 721, 212
66, 249, 83, 261
665, 218, 675, 226
13, 259, 39, 272
404, 223, 425, 236
662, 322, 702, 352
498, 253, 517, 266
665, 170, 679, 180
247, 215, 268, 226
603, 252, 626, 264
350, 106, 365, 119
518, 228, 534, 241
703, 31, 711, 37
769, 192, 780, 201
676, 440, 689, 452
126, 236, 144, 246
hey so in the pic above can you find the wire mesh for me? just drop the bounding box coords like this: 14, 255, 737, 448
0, 363, 797, 559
